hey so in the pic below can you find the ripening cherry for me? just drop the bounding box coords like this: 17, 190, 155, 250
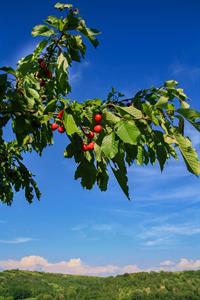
94, 113, 102, 123
87, 141, 95, 150
45, 69, 52, 78
87, 131, 95, 139
40, 79, 46, 87
38, 58, 46, 69
82, 143, 88, 151
94, 124, 102, 133
57, 110, 64, 120
58, 126, 65, 133
51, 123, 59, 131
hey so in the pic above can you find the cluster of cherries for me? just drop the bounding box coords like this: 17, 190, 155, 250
82, 113, 103, 151
51, 110, 65, 133
37, 58, 52, 87
51, 112, 103, 150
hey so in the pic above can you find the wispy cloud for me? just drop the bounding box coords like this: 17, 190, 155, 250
138, 222, 200, 248
70, 222, 136, 241
69, 60, 90, 85
0, 220, 6, 224
92, 224, 113, 231
170, 62, 200, 82
136, 183, 200, 203
129, 163, 188, 182
0, 237, 33, 244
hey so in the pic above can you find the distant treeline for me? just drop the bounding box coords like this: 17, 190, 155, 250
0, 269, 200, 299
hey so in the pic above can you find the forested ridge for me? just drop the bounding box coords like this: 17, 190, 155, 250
0, 269, 200, 299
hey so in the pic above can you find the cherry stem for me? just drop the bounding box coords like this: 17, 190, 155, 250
80, 125, 88, 136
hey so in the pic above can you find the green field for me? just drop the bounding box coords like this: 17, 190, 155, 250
0, 269, 200, 299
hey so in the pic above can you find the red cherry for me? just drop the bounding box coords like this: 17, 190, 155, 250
38, 58, 46, 69
94, 113, 102, 123
87, 141, 95, 150
87, 131, 95, 139
58, 126, 65, 133
45, 69, 52, 78
94, 125, 102, 133
82, 144, 88, 151
51, 123, 59, 131
40, 79, 46, 87
57, 110, 64, 120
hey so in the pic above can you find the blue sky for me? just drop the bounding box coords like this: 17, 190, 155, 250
0, 0, 200, 276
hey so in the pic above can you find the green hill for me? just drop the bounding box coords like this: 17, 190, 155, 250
0, 269, 200, 299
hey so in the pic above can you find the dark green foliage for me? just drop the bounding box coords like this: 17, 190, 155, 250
0, 270, 200, 299
1, 2, 200, 204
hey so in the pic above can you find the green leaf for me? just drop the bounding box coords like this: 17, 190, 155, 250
64, 143, 74, 158
97, 166, 109, 191
177, 115, 184, 135
75, 160, 97, 189
174, 133, 200, 176
32, 25, 54, 37
177, 108, 200, 132
56, 52, 70, 95
33, 40, 49, 58
136, 145, 144, 165
180, 100, 190, 109
54, 2, 73, 10
94, 143, 103, 162
155, 96, 169, 107
17, 54, 35, 75
27, 88, 40, 100
103, 111, 121, 125
101, 132, 119, 159
156, 145, 167, 172
111, 166, 130, 200
78, 20, 100, 48
116, 121, 140, 145
63, 112, 80, 135
0, 74, 8, 99
116, 105, 143, 119
45, 16, 63, 30
0, 66, 16, 76
43, 99, 58, 114
57, 52, 69, 70
177, 108, 200, 120
164, 80, 178, 88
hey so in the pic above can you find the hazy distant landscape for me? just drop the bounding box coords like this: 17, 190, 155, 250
0, 269, 200, 299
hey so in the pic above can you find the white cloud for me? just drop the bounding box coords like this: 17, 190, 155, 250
177, 258, 200, 270
160, 260, 175, 267
0, 256, 139, 276
0, 237, 33, 244
145, 238, 167, 247
1, 256, 200, 275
